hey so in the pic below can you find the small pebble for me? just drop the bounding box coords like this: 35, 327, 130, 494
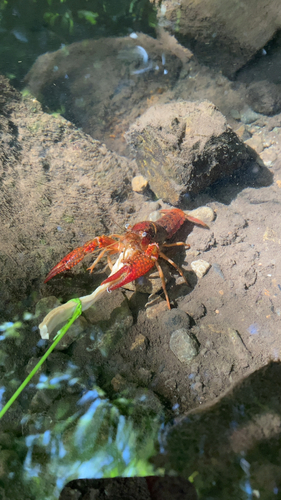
132, 175, 148, 193
111, 374, 127, 392
188, 206, 215, 223
180, 302, 206, 320
235, 124, 251, 141
230, 109, 241, 120
130, 334, 147, 350
170, 328, 199, 363
240, 108, 261, 124
149, 210, 162, 222
191, 259, 211, 279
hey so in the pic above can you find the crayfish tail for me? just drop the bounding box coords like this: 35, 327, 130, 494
185, 214, 209, 228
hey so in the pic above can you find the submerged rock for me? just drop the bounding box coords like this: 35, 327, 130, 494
170, 328, 199, 362
25, 33, 182, 155
160, 309, 191, 334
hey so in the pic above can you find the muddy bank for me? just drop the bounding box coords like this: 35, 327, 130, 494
0, 76, 138, 317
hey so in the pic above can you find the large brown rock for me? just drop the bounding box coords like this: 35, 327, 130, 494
127, 101, 255, 204
156, 0, 281, 76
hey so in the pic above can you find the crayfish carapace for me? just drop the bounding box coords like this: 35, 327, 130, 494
44, 208, 208, 309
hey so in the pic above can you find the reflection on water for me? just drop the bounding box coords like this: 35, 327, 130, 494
0, 316, 162, 499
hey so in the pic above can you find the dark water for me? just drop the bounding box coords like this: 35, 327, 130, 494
0, 0, 156, 87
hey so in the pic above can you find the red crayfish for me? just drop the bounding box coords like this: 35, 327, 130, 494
44, 208, 208, 309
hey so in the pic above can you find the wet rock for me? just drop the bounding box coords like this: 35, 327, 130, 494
35, 296, 61, 324
0, 449, 19, 479
87, 290, 130, 320
160, 309, 191, 334
46, 352, 71, 373
240, 108, 262, 124
260, 146, 277, 167
230, 109, 241, 120
137, 367, 152, 385
227, 328, 251, 368
78, 290, 133, 357
165, 362, 281, 498
170, 328, 199, 363
179, 301, 206, 321
245, 134, 264, 154
235, 124, 251, 141
156, 0, 281, 76
146, 300, 169, 319
25, 356, 43, 383
47, 394, 81, 422
55, 316, 89, 350
30, 387, 61, 412
190, 260, 211, 279
134, 388, 163, 415
246, 81, 281, 116
127, 101, 255, 204
60, 487, 82, 500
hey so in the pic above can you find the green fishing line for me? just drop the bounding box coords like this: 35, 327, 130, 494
0, 298, 82, 419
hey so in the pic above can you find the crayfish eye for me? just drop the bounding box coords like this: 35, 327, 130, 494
142, 232, 147, 237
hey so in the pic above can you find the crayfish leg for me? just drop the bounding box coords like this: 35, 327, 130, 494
159, 250, 190, 287
162, 242, 190, 248
107, 255, 114, 271
155, 260, 171, 310
87, 248, 110, 273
